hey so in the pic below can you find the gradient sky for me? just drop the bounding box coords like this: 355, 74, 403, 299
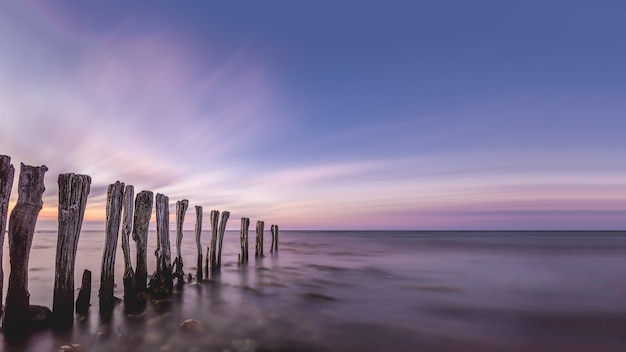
0, 0, 624, 230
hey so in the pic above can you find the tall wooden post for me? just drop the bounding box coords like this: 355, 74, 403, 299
274, 224, 279, 252
239, 217, 249, 263
53, 173, 91, 327
149, 193, 173, 296
270, 224, 276, 253
3, 164, 49, 334
209, 210, 219, 272
195, 206, 203, 281
99, 181, 124, 312
132, 190, 153, 295
0, 155, 15, 315
255, 220, 264, 258
120, 185, 137, 308
216, 211, 230, 268
174, 199, 188, 289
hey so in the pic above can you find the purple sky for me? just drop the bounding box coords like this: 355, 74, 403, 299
0, 1, 624, 230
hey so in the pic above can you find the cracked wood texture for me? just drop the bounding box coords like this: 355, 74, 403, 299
174, 199, 188, 289
3, 164, 47, 334
132, 190, 153, 295
209, 210, 219, 272
195, 206, 203, 281
255, 221, 264, 257
240, 217, 249, 263
99, 181, 124, 312
149, 193, 173, 296
53, 173, 91, 327
0, 155, 15, 315
121, 185, 137, 307
216, 211, 230, 268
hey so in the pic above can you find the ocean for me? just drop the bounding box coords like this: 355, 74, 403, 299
1, 230, 625, 351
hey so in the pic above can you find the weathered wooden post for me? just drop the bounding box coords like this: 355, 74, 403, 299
195, 206, 203, 281
0, 155, 15, 315
3, 164, 50, 334
270, 224, 275, 253
120, 185, 137, 308
209, 210, 219, 272
149, 193, 173, 296
239, 217, 249, 263
255, 220, 264, 258
216, 211, 230, 268
274, 224, 279, 252
99, 181, 124, 312
174, 199, 188, 289
75, 269, 91, 315
132, 190, 153, 296
204, 246, 209, 278
52, 173, 91, 327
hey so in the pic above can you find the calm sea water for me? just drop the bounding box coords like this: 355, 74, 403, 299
0, 230, 625, 351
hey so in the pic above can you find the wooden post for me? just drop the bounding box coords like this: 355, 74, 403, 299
270, 224, 275, 253
255, 220, 264, 258
274, 224, 279, 252
3, 164, 49, 334
239, 217, 249, 263
216, 211, 230, 268
53, 173, 91, 327
120, 185, 137, 308
195, 206, 203, 281
204, 246, 209, 278
149, 193, 173, 296
174, 199, 188, 289
132, 191, 153, 296
0, 155, 15, 315
75, 269, 91, 315
209, 210, 219, 272
99, 181, 124, 312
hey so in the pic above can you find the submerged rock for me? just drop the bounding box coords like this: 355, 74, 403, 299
179, 319, 207, 334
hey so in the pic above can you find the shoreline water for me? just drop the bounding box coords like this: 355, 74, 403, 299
0, 230, 625, 351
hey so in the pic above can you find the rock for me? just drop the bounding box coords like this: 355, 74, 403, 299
179, 319, 206, 334
58, 343, 82, 351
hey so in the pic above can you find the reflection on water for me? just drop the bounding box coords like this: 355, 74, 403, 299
1, 231, 625, 351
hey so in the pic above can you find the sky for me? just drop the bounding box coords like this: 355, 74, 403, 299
0, 0, 624, 230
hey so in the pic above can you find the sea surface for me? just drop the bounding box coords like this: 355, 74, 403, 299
0, 230, 625, 351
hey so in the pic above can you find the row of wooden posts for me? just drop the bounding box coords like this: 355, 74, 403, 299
0, 155, 279, 336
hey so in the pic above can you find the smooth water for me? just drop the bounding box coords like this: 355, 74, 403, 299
1, 231, 625, 351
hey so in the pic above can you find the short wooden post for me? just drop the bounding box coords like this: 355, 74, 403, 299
149, 193, 173, 296
3, 164, 49, 334
174, 199, 189, 289
216, 211, 230, 268
99, 181, 124, 312
132, 191, 153, 296
75, 269, 91, 315
120, 185, 138, 308
239, 217, 249, 263
209, 210, 219, 272
53, 173, 91, 327
255, 220, 264, 258
195, 206, 203, 281
0, 155, 15, 315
